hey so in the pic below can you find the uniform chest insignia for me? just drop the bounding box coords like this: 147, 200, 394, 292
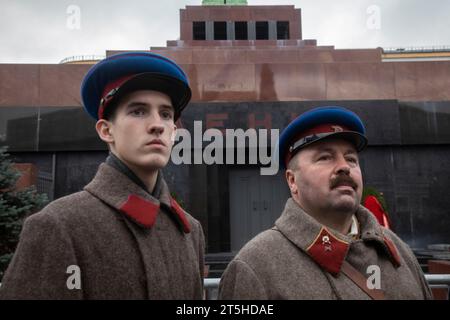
306, 227, 350, 276
322, 235, 332, 251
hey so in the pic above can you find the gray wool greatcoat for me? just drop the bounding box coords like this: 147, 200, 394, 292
0, 163, 205, 299
219, 198, 432, 300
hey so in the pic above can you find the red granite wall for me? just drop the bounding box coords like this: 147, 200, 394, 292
1, 57, 450, 108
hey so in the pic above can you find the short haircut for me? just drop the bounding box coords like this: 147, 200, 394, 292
102, 98, 121, 122
286, 152, 301, 171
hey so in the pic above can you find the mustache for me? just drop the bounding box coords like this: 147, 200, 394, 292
330, 175, 358, 189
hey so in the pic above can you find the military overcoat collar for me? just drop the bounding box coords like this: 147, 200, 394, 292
275, 198, 401, 276
84, 163, 191, 233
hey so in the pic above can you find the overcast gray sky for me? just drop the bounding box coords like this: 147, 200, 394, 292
1, 0, 449, 63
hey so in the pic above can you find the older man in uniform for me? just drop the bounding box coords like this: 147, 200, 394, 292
0, 52, 205, 299
219, 106, 432, 300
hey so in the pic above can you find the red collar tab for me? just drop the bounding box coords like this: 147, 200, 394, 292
119, 194, 159, 228
119, 195, 191, 234
170, 197, 191, 233
285, 124, 352, 166
306, 227, 350, 276
382, 236, 402, 268
98, 74, 135, 119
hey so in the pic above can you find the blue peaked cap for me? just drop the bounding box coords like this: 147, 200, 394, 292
81, 51, 192, 120
278, 106, 368, 169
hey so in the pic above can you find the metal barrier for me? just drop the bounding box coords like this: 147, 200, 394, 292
59, 55, 105, 64
203, 274, 450, 300
204, 278, 220, 300
383, 45, 450, 53
204, 278, 221, 289
424, 274, 450, 285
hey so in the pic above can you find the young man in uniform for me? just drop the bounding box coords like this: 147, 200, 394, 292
219, 106, 432, 300
0, 52, 205, 299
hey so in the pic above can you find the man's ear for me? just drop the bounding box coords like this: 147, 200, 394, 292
95, 119, 114, 144
170, 124, 177, 145
285, 169, 298, 195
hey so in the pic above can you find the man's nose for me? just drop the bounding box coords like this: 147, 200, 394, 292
335, 154, 351, 175
147, 114, 165, 135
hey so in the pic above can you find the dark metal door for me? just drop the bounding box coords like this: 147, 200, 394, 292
229, 168, 290, 252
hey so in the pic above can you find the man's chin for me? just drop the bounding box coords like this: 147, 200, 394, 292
332, 197, 359, 213
137, 155, 170, 170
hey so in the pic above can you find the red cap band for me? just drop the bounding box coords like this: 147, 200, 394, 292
98, 74, 135, 119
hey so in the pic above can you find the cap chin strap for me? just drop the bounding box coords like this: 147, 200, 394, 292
97, 74, 136, 119
100, 88, 119, 106
98, 88, 119, 119
289, 132, 332, 153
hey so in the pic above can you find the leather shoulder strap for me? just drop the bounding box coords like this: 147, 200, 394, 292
341, 261, 385, 300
